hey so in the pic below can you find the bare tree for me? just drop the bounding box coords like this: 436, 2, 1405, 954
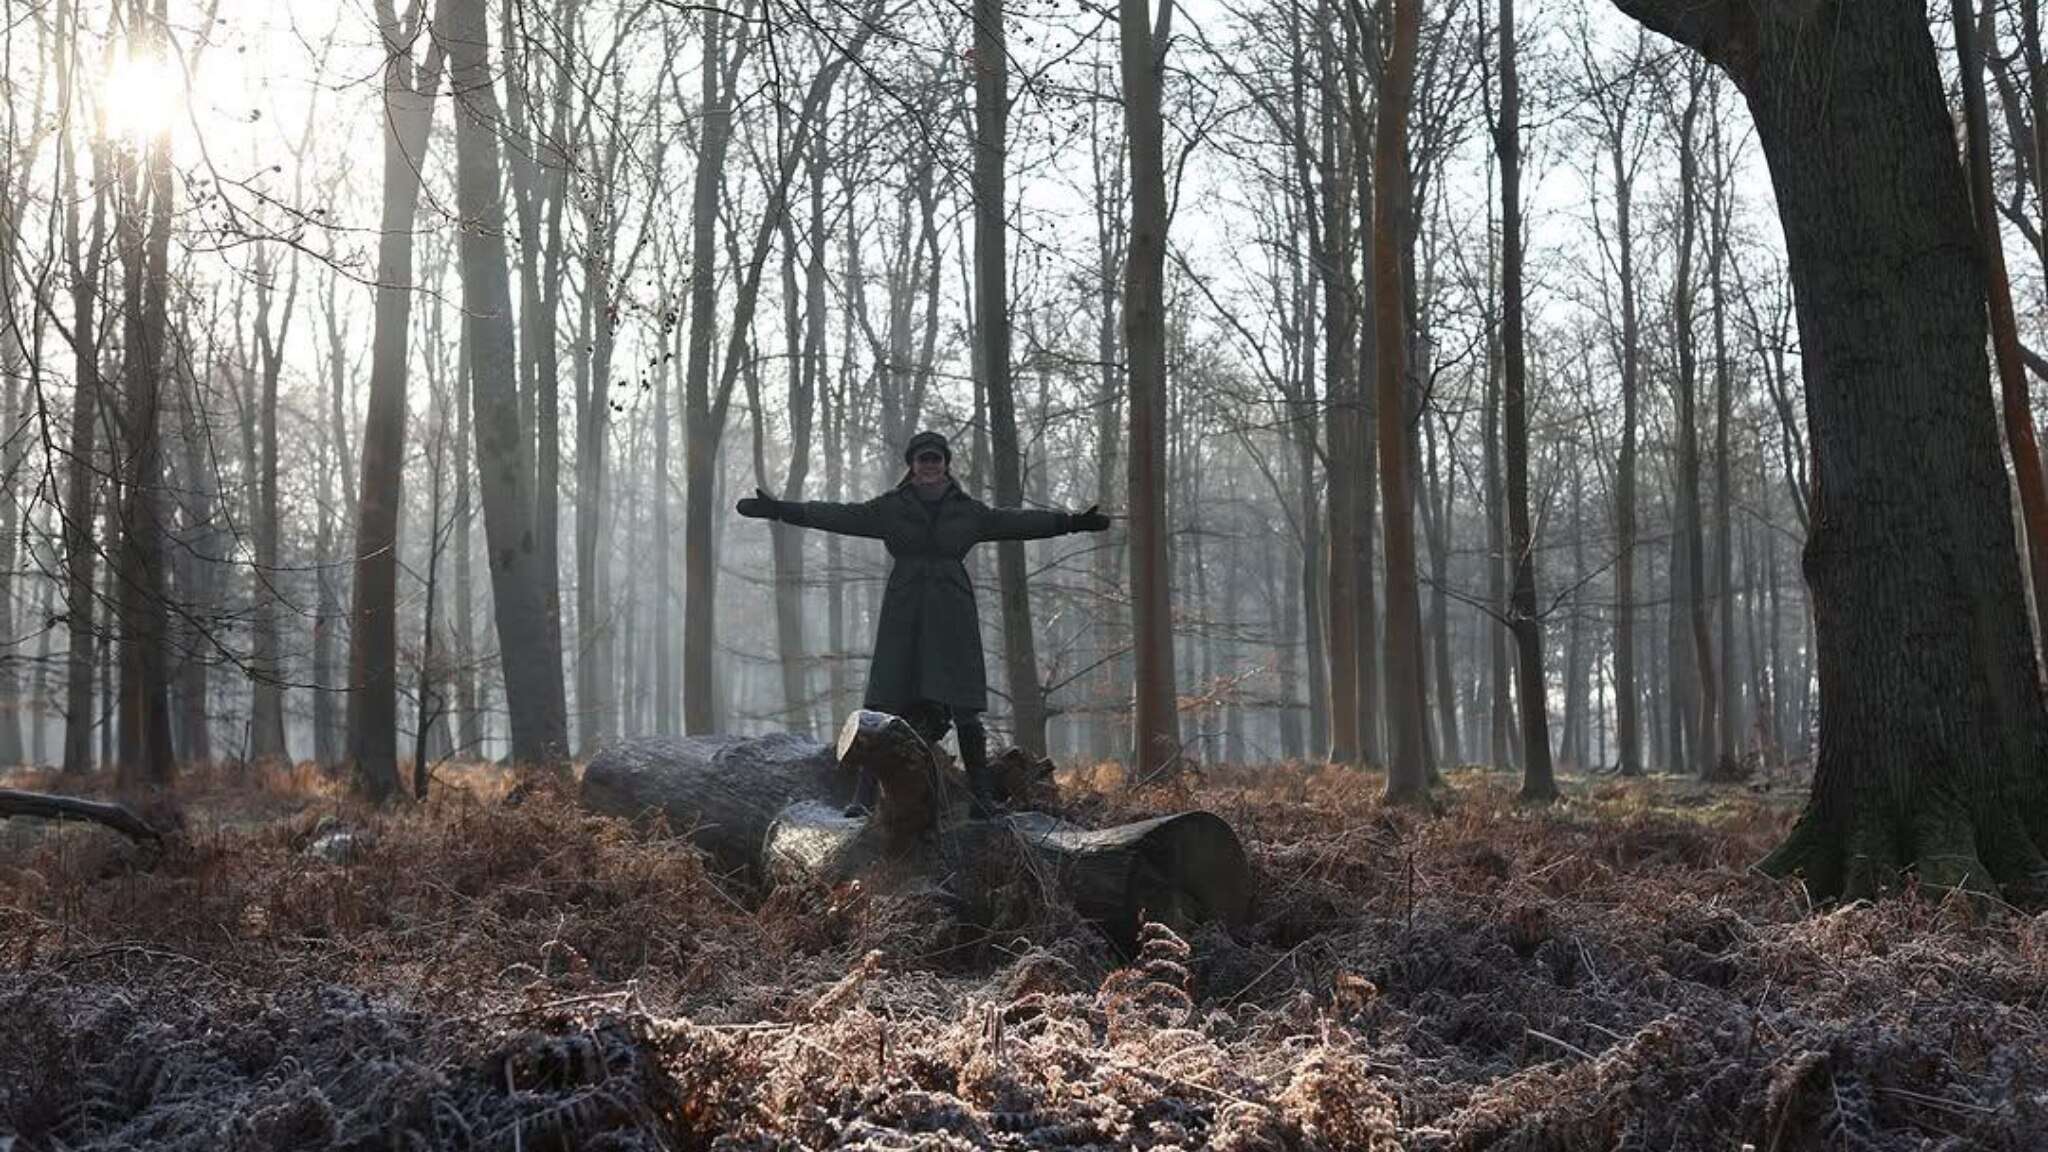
445, 0, 570, 769
1122, 0, 1180, 779
54, 0, 111, 776
1955, 0, 2048, 653
1378, 0, 1430, 802
348, 0, 449, 800
1615, 0, 2048, 899
1495, 0, 1552, 802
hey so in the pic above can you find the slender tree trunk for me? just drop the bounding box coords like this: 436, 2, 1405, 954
56, 0, 105, 777
1955, 0, 2048, 657
1562, 464, 1587, 769
655, 286, 682, 738
348, 0, 446, 800
312, 280, 347, 765
1424, 414, 1461, 766
1121, 0, 1180, 779
1482, 205, 1512, 772
170, 365, 218, 764
451, 310, 480, 756
1708, 99, 1739, 774
1671, 70, 1717, 775
249, 244, 297, 762
31, 572, 54, 765
113, 5, 177, 788
1497, 0, 1554, 802
1612, 134, 1644, 777
445, 0, 569, 768
823, 275, 849, 728
1319, 8, 1360, 767
1377, 0, 1429, 801
1091, 104, 1127, 762
682, 12, 733, 736
1349, 56, 1383, 771
574, 155, 628, 752
976, 0, 1047, 754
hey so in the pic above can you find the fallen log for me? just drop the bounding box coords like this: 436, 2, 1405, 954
581, 712, 946, 879
0, 788, 163, 845
995, 810, 1252, 943
581, 710, 1253, 942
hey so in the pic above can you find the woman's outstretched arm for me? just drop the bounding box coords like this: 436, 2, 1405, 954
737, 488, 889, 538
976, 503, 1112, 541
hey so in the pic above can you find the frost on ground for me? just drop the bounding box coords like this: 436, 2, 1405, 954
0, 760, 2043, 1150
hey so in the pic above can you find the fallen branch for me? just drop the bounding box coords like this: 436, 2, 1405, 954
0, 787, 163, 845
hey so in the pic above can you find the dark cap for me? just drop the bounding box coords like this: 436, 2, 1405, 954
904, 430, 951, 464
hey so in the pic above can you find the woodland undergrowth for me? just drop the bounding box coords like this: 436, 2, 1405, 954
0, 759, 2043, 1150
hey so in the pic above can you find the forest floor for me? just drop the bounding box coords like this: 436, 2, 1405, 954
1, 756, 2044, 1151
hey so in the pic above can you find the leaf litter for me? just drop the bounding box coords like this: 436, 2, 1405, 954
0, 760, 2042, 1149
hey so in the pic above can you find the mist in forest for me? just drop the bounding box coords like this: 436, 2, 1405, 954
0, 0, 2040, 797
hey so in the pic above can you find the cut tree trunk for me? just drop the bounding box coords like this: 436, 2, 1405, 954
581, 710, 1251, 943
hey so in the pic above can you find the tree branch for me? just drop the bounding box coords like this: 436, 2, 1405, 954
1608, 0, 1751, 80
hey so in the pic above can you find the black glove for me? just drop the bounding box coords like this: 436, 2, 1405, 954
736, 487, 782, 520
1068, 504, 1111, 533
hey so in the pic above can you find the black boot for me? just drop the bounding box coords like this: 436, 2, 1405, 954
957, 713, 999, 819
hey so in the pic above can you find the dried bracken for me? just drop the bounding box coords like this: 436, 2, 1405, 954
2, 762, 2044, 1150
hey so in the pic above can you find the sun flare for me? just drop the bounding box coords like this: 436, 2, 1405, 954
98, 49, 186, 143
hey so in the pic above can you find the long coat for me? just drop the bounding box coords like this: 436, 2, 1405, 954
781, 480, 1071, 713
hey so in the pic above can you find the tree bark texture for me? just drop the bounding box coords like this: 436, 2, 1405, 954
1615, 0, 2048, 899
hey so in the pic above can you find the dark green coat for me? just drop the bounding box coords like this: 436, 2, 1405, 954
780, 480, 1073, 713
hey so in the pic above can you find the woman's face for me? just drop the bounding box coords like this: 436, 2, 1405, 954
912, 450, 947, 486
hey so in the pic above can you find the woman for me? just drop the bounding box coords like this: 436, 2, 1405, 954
737, 430, 1109, 812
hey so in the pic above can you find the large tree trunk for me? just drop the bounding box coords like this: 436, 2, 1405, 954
1618, 0, 2048, 899
348, 0, 447, 800
1122, 0, 1180, 779
446, 0, 569, 769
